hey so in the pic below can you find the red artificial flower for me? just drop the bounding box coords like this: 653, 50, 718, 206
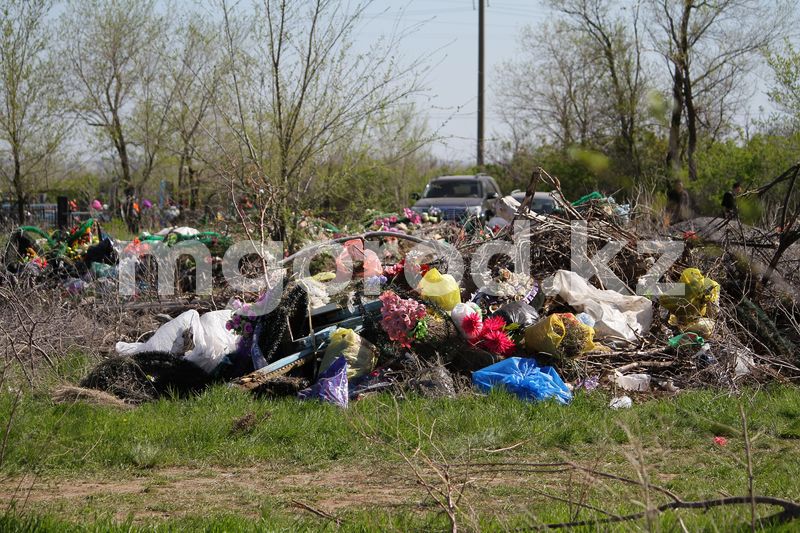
461, 313, 483, 339
482, 315, 506, 333
713, 436, 728, 447
479, 329, 516, 356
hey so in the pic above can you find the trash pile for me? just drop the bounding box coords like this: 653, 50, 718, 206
2, 219, 116, 290
40, 171, 800, 407
2, 220, 232, 297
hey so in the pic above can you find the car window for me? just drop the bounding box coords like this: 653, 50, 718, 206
423, 180, 482, 198
532, 198, 555, 214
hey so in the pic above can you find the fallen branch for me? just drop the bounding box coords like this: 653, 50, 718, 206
291, 499, 343, 526
541, 495, 800, 530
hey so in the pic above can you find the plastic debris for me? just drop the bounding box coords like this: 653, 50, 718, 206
525, 313, 596, 357
472, 357, 572, 404
545, 270, 653, 343
667, 332, 705, 349
298, 356, 348, 408
609, 396, 633, 409
417, 267, 461, 311
116, 310, 240, 373
613, 371, 651, 392
661, 267, 720, 322
492, 301, 540, 329
318, 328, 377, 380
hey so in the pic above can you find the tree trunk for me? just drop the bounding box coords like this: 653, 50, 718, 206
666, 62, 684, 175
683, 63, 698, 181
188, 158, 198, 211
112, 109, 132, 192
13, 153, 24, 223
177, 148, 188, 206
666, 2, 693, 179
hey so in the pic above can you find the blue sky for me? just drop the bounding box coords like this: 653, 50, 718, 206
352, 1, 551, 163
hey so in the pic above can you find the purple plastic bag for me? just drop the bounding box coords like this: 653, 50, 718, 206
298, 356, 349, 408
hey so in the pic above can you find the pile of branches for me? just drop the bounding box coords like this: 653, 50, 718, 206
457, 168, 799, 391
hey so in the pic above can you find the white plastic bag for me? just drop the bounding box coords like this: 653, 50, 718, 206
544, 270, 653, 343
613, 371, 651, 392
610, 396, 633, 409
186, 311, 241, 373
116, 309, 239, 373
155, 226, 199, 236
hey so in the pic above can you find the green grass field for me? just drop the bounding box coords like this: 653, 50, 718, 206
1, 385, 799, 531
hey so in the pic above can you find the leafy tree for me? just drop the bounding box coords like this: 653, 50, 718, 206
648, 0, 795, 181
61, 0, 168, 204
0, 0, 67, 222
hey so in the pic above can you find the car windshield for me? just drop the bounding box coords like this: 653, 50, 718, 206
423, 180, 482, 198
512, 193, 555, 214
532, 198, 555, 214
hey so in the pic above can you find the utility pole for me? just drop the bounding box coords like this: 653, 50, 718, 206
477, 0, 485, 169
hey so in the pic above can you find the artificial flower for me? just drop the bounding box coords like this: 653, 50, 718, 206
479, 328, 516, 356
482, 315, 507, 333
461, 312, 483, 339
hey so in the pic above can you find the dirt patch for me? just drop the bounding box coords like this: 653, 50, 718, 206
0, 463, 423, 523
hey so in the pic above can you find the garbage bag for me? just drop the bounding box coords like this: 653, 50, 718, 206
186, 311, 241, 372
660, 268, 720, 320
545, 270, 652, 343
524, 313, 596, 357
318, 328, 377, 380
116, 310, 240, 373
298, 356, 348, 408
472, 357, 572, 404
492, 301, 539, 329
417, 268, 461, 311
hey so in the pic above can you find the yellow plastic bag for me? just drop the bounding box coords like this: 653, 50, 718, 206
525, 314, 565, 354
524, 313, 596, 357
661, 268, 720, 320
417, 268, 461, 311
318, 328, 377, 380
677, 317, 716, 337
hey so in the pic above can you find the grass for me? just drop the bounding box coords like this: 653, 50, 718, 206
1, 385, 799, 531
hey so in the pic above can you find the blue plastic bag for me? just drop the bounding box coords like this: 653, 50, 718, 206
298, 356, 349, 408
472, 357, 572, 404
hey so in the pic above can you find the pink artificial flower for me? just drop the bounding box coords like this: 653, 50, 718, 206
379, 290, 427, 348
713, 436, 728, 447
461, 313, 483, 339
479, 329, 516, 356
482, 315, 506, 333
